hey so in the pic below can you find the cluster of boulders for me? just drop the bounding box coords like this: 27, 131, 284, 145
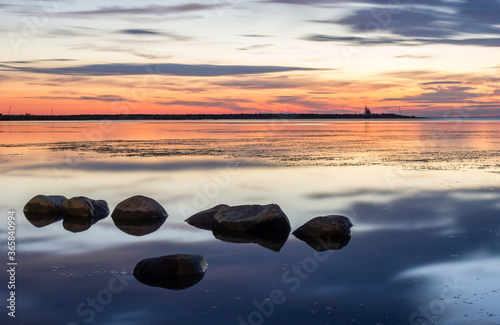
24, 194, 353, 290
186, 204, 353, 252
23, 194, 168, 235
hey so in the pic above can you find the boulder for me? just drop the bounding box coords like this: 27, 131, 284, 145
133, 254, 207, 290
293, 215, 353, 238
185, 204, 229, 230
62, 196, 109, 219
23, 195, 67, 227
111, 195, 168, 220
212, 204, 291, 234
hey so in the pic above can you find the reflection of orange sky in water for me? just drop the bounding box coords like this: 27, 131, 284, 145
1, 121, 499, 172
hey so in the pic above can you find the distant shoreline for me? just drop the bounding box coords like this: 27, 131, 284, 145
0, 113, 419, 121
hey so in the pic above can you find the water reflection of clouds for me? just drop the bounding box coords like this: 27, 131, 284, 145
396, 257, 500, 324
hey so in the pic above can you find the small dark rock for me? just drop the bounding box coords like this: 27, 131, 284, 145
23, 195, 67, 227
111, 195, 168, 220
133, 254, 207, 290
293, 215, 353, 238
185, 204, 229, 230
212, 204, 291, 234
62, 196, 109, 219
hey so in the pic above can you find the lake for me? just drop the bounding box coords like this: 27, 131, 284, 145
1, 119, 500, 325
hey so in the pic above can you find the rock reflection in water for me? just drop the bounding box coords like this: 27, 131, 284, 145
112, 218, 167, 236
24, 212, 64, 228
295, 235, 351, 252
213, 228, 289, 252
63, 214, 108, 233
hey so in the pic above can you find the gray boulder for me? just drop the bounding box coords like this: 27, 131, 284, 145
133, 254, 207, 290
111, 195, 168, 220
185, 204, 229, 230
23, 195, 67, 227
293, 215, 353, 239
212, 204, 291, 234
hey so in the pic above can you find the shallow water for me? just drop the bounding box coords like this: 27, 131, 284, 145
1, 120, 500, 325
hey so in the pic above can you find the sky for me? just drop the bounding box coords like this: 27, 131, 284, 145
1, 0, 500, 117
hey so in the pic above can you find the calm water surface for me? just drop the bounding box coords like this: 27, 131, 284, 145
1, 120, 500, 325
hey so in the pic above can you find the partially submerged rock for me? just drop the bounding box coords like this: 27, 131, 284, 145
133, 254, 207, 290
212, 204, 291, 234
62, 196, 109, 219
185, 204, 229, 230
111, 195, 168, 220
23, 195, 67, 227
61, 196, 109, 233
293, 215, 353, 239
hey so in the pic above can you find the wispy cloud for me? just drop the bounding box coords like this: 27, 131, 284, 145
0, 63, 317, 77
305, 0, 500, 47
60, 3, 227, 17
22, 95, 135, 102
155, 99, 255, 112
384, 86, 485, 104
420, 81, 463, 86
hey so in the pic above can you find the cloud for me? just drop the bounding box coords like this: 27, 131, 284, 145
0, 63, 317, 77
384, 86, 485, 104
240, 34, 272, 38
213, 78, 304, 89
420, 81, 463, 85
305, 34, 500, 48
60, 3, 227, 17
306, 0, 500, 47
238, 44, 273, 51
118, 29, 161, 35
269, 95, 335, 112
22, 95, 135, 102
116, 29, 192, 40
155, 99, 255, 112
393, 55, 433, 59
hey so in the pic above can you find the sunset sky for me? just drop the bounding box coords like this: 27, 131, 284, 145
1, 0, 500, 117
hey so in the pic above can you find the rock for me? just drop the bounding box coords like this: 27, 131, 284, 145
292, 215, 353, 238
62, 196, 109, 219
23, 195, 67, 227
133, 254, 207, 290
212, 204, 291, 234
111, 195, 168, 220
213, 228, 289, 252
185, 204, 229, 230
61, 196, 109, 233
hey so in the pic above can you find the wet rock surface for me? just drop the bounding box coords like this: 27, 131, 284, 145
293, 215, 353, 239
185, 204, 229, 231
112, 195, 168, 220
212, 204, 291, 234
133, 254, 208, 290
23, 195, 67, 227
